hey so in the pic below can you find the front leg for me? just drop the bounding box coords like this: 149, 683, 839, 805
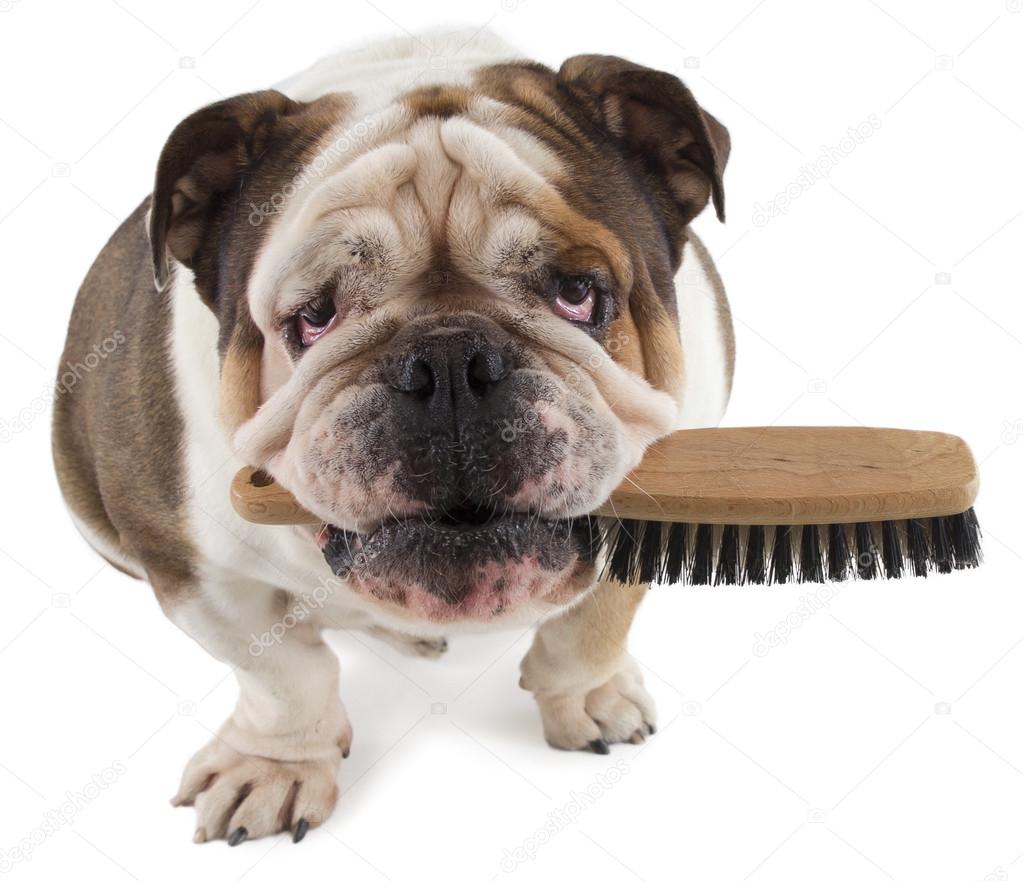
164, 584, 350, 844
520, 580, 656, 753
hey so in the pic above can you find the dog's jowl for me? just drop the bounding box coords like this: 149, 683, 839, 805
52, 30, 733, 844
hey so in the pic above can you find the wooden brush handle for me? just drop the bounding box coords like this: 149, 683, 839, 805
230, 426, 979, 527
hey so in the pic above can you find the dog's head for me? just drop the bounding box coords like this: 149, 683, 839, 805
149, 55, 728, 623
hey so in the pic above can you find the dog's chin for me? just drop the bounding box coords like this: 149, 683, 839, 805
317, 508, 600, 622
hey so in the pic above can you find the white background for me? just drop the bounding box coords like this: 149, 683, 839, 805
1, 1, 1022, 878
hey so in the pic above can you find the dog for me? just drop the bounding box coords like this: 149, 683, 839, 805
52, 29, 733, 845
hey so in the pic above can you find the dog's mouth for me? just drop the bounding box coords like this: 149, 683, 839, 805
317, 503, 600, 621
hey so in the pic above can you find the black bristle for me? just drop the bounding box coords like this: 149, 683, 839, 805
855, 522, 879, 579
662, 522, 689, 584
769, 526, 793, 584
600, 506, 981, 588
906, 519, 929, 577
637, 520, 662, 584
743, 526, 767, 584
828, 524, 851, 581
930, 516, 953, 574
881, 520, 903, 579
950, 508, 982, 569
714, 525, 740, 585
691, 523, 714, 585
799, 525, 825, 583
607, 519, 641, 584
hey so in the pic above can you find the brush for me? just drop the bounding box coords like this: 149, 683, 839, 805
229, 426, 982, 585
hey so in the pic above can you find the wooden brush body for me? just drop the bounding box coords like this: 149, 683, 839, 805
230, 427, 979, 527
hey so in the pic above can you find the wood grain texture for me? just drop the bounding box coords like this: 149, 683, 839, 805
596, 427, 978, 524
229, 427, 979, 527
230, 468, 320, 525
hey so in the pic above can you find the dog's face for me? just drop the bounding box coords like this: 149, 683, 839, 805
149, 56, 728, 623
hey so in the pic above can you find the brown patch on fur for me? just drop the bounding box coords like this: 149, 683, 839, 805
626, 258, 685, 394
53, 201, 197, 599
471, 57, 728, 399
607, 310, 646, 376
55, 92, 354, 602
528, 189, 634, 293
219, 312, 264, 432
556, 54, 729, 228
153, 88, 354, 421
401, 84, 473, 120
472, 63, 602, 163
150, 90, 352, 296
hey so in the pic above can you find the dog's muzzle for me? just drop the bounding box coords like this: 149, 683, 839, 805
307, 315, 606, 621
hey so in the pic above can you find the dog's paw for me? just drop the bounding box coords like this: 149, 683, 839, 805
523, 657, 656, 753
171, 738, 342, 844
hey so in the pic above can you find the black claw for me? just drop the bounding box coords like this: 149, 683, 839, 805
342, 748, 350, 759
588, 739, 610, 755
646, 723, 656, 735
228, 827, 248, 847
293, 817, 310, 843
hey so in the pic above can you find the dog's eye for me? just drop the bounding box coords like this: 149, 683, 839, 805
552, 274, 597, 323
296, 298, 338, 347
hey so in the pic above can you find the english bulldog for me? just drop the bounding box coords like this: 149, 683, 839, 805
52, 29, 733, 845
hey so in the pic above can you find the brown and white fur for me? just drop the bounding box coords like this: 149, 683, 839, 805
53, 29, 733, 845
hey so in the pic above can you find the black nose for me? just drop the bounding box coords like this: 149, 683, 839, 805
388, 331, 512, 422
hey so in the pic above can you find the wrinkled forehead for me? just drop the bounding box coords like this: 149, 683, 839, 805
245, 93, 633, 332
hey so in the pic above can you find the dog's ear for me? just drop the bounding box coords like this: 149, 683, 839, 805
148, 90, 305, 292
558, 55, 729, 231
